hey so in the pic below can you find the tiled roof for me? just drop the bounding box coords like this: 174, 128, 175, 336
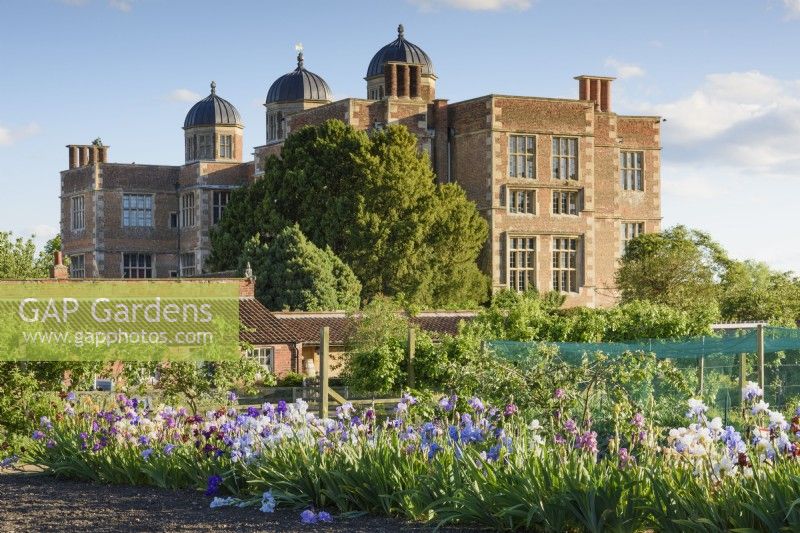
272, 310, 478, 345
239, 301, 479, 346
239, 298, 296, 345
411, 311, 478, 337
272, 312, 357, 345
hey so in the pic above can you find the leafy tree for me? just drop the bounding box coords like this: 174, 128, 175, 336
209, 120, 489, 308
719, 260, 800, 326
238, 225, 361, 311
616, 225, 726, 317
342, 297, 410, 392
0, 231, 55, 278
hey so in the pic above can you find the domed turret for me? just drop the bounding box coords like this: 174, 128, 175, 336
264, 50, 332, 143
183, 82, 243, 163
365, 25, 436, 101
184, 81, 242, 128
266, 52, 332, 104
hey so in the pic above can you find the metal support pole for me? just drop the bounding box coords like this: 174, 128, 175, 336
698, 355, 705, 396
698, 337, 705, 396
319, 326, 329, 419
407, 327, 416, 389
757, 324, 765, 392
739, 353, 746, 408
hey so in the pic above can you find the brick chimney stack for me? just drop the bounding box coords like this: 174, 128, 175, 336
67, 143, 109, 169
575, 75, 615, 112
51, 251, 69, 279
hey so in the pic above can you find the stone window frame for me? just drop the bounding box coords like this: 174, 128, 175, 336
180, 192, 196, 228
552, 136, 579, 180
212, 191, 230, 225
198, 134, 213, 159
508, 134, 537, 179
620, 151, 644, 191
267, 111, 284, 142
69, 253, 85, 278
250, 346, 275, 372
506, 234, 537, 293
219, 135, 233, 159
552, 189, 581, 216
552, 236, 580, 293
180, 252, 196, 277
122, 193, 154, 228
71, 195, 85, 231
621, 221, 645, 250
122, 252, 153, 279
507, 187, 536, 215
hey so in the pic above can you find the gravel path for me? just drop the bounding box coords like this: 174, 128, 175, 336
0, 471, 474, 533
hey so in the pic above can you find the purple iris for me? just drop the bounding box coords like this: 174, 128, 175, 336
300, 510, 317, 524
317, 511, 333, 523
205, 474, 223, 497
468, 397, 485, 412
32, 430, 46, 441
427, 443, 443, 460
487, 444, 501, 461
276, 400, 287, 416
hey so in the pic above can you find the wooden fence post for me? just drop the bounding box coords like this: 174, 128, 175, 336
757, 324, 765, 393
319, 326, 329, 419
407, 327, 416, 389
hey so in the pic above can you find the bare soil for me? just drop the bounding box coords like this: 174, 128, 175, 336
0, 470, 474, 533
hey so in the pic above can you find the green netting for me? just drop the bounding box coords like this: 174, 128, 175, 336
486, 326, 800, 411
487, 327, 800, 362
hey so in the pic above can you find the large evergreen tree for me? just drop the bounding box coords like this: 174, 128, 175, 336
210, 120, 489, 308
239, 225, 361, 311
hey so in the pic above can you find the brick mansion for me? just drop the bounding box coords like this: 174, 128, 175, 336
60, 24, 662, 308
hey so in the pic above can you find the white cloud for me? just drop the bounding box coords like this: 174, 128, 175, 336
166, 89, 201, 103
635, 71, 800, 179
409, 0, 532, 11
0, 122, 41, 146
784, 0, 800, 18
661, 173, 717, 200
108, 0, 132, 11
628, 71, 800, 272
605, 58, 645, 79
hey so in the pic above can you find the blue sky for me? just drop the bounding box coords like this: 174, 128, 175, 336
1, 0, 799, 272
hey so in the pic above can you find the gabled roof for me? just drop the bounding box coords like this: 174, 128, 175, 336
239, 298, 296, 345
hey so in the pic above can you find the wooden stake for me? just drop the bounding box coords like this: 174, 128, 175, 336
407, 327, 416, 389
757, 324, 765, 392
319, 326, 329, 419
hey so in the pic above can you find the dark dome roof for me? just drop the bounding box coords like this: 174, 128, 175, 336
366, 25, 434, 78
266, 53, 332, 104
184, 82, 242, 129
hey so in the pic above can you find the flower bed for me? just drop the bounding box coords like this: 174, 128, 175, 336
12, 384, 800, 531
